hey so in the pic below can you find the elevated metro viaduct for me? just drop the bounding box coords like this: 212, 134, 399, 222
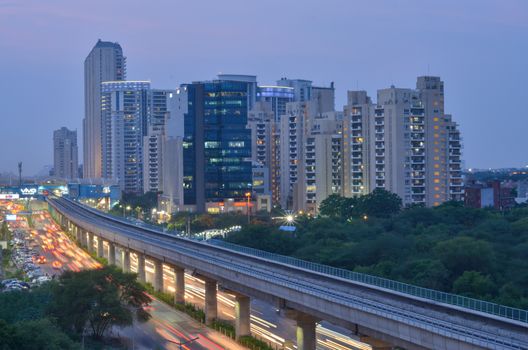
48, 197, 528, 350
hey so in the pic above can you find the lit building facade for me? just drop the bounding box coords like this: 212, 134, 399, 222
181, 78, 253, 213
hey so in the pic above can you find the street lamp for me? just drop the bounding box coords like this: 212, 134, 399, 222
245, 192, 251, 224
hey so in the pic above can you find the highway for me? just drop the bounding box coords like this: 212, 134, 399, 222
1, 201, 245, 350
50, 196, 528, 350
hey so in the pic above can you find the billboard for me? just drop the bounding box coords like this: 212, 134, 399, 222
5, 214, 17, 221
0, 194, 19, 200
19, 186, 38, 197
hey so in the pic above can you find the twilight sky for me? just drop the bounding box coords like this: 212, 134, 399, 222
0, 0, 527, 175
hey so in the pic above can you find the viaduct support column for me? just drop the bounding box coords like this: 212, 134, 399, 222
122, 249, 130, 273
108, 242, 116, 265
203, 277, 218, 325
136, 253, 146, 283
97, 237, 104, 258
87, 232, 95, 253
173, 266, 185, 304
234, 294, 251, 339
75, 227, 81, 243
286, 310, 318, 350
153, 259, 164, 292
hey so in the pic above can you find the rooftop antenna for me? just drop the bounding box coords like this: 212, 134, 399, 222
18, 162, 22, 186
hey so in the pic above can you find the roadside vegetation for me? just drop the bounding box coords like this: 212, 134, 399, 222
225, 189, 528, 309
0, 266, 151, 349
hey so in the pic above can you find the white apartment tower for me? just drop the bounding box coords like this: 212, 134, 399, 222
143, 89, 175, 193
53, 127, 78, 180
101, 81, 150, 194
342, 76, 463, 207
83, 40, 126, 179
342, 91, 372, 197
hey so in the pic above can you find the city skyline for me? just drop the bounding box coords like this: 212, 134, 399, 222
1, 0, 527, 174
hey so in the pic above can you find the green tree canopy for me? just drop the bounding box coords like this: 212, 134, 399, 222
48, 266, 151, 338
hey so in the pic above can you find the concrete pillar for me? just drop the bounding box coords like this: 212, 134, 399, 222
122, 250, 130, 273
204, 278, 218, 325
75, 228, 81, 243
136, 253, 146, 283
97, 237, 104, 258
88, 232, 95, 253
108, 242, 116, 265
296, 314, 317, 350
153, 259, 163, 292
235, 294, 251, 339
285, 310, 318, 350
173, 266, 185, 304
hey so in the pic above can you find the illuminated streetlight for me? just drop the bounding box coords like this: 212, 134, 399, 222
286, 215, 294, 223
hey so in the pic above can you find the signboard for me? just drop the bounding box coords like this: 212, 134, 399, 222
0, 194, 19, 200
5, 214, 17, 221
19, 187, 38, 197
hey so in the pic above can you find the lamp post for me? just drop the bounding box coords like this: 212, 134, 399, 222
245, 192, 251, 224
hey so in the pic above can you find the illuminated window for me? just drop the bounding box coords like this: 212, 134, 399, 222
434, 171, 440, 176
434, 179, 440, 183
433, 117, 439, 122
434, 194, 440, 199
434, 156, 440, 161
434, 186, 440, 191
434, 125, 439, 130
434, 133, 439, 138
434, 164, 440, 169
434, 202, 440, 206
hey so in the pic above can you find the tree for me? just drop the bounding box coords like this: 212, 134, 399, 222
319, 194, 348, 219
0, 319, 79, 350
1, 221, 9, 241
357, 189, 402, 218
48, 266, 151, 338
453, 271, 496, 299
434, 237, 495, 278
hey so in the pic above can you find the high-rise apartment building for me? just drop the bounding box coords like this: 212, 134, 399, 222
303, 113, 343, 214
342, 91, 372, 197
143, 89, 175, 193
279, 82, 336, 211
247, 101, 276, 200
160, 90, 185, 213
83, 40, 126, 179
180, 77, 253, 213
101, 81, 150, 194
53, 127, 78, 180
341, 76, 463, 207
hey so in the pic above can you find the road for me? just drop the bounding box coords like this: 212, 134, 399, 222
2, 203, 245, 350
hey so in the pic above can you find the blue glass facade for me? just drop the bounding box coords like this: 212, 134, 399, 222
183, 80, 252, 211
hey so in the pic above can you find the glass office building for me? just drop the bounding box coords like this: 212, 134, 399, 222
182, 79, 253, 212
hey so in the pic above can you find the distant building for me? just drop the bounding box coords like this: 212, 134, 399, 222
101, 81, 150, 194
465, 180, 516, 210
83, 40, 126, 179
53, 127, 78, 180
256, 85, 294, 122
